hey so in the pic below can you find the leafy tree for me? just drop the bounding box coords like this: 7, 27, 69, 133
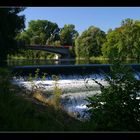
86, 60, 140, 131
0, 8, 25, 65
107, 28, 113, 33
59, 24, 78, 46
16, 20, 59, 59
46, 35, 61, 46
102, 18, 140, 60
75, 26, 106, 59
46, 27, 61, 46
121, 19, 140, 59
59, 24, 78, 57
16, 22, 79, 59
25, 20, 59, 45
16, 31, 30, 46
101, 29, 121, 59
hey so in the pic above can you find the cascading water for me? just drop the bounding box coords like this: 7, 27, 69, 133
12, 73, 107, 121
11, 64, 140, 121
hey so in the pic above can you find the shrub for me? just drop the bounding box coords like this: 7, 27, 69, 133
86, 60, 140, 131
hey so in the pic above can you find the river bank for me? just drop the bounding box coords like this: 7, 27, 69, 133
0, 67, 86, 131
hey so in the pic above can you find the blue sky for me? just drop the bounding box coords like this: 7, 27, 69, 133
20, 7, 140, 34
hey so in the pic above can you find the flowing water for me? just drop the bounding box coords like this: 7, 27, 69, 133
10, 59, 140, 121
12, 73, 108, 120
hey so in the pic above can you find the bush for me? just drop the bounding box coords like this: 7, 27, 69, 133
86, 60, 140, 131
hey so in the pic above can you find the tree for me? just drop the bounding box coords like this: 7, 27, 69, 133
46, 34, 61, 46
101, 29, 121, 59
25, 20, 59, 45
59, 24, 78, 58
0, 8, 25, 65
46, 27, 61, 46
107, 28, 113, 33
121, 19, 140, 59
16, 31, 30, 46
59, 24, 78, 46
16, 20, 60, 59
75, 26, 106, 59
102, 18, 140, 60
86, 60, 140, 131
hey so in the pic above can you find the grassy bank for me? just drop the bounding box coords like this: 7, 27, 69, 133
0, 67, 86, 131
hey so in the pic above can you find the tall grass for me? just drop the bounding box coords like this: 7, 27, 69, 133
52, 75, 62, 108
26, 69, 62, 108
0, 68, 83, 131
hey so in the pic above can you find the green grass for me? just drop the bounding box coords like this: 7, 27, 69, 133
0, 92, 82, 131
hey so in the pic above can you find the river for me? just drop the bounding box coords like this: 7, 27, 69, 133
10, 59, 140, 121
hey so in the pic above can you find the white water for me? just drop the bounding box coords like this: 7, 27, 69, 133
12, 74, 107, 120
12, 73, 140, 120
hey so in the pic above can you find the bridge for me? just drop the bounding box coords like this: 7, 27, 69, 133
24, 45, 71, 59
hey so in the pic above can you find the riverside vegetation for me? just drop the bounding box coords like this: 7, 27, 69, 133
86, 60, 140, 131
0, 67, 84, 131
27, 69, 62, 108
0, 8, 140, 131
2, 8, 140, 63
1, 60, 140, 131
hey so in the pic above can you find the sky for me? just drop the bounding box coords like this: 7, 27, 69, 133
20, 7, 140, 34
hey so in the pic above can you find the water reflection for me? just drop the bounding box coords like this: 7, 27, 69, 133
7, 58, 140, 66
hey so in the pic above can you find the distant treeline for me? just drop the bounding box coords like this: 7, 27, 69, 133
16, 18, 140, 60
1, 8, 140, 63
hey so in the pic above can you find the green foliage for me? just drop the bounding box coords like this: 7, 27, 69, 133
4, 15, 140, 61
75, 26, 106, 59
16, 20, 59, 46
16, 31, 30, 46
0, 8, 25, 64
34, 68, 40, 79
27, 69, 43, 97
27, 71, 62, 109
28, 20, 59, 45
46, 24, 78, 57
42, 73, 47, 81
28, 73, 33, 82
46, 31, 60, 46
52, 75, 62, 108
59, 24, 79, 46
86, 60, 140, 131
8, 49, 55, 60
102, 18, 140, 60
101, 29, 121, 59
52, 74, 59, 82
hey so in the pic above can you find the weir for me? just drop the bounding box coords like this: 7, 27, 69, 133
12, 64, 140, 76
11, 63, 140, 120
